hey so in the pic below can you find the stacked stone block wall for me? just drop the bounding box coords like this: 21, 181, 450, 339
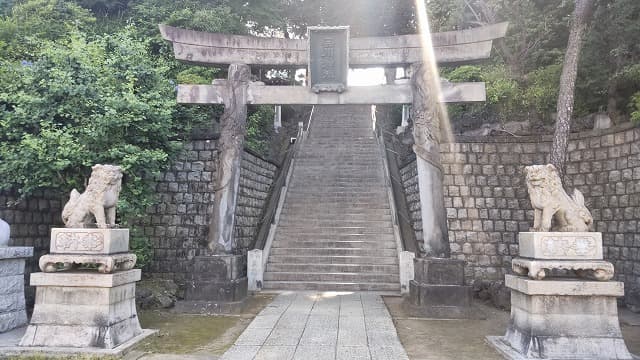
400, 124, 640, 297
0, 190, 63, 304
141, 139, 277, 286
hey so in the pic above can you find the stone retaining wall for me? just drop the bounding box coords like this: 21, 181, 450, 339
141, 139, 278, 286
0, 190, 64, 303
400, 124, 640, 301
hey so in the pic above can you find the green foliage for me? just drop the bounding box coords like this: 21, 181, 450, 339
246, 105, 274, 154
0, 27, 201, 267
444, 64, 522, 121
0, 0, 96, 60
631, 93, 640, 124
523, 63, 563, 118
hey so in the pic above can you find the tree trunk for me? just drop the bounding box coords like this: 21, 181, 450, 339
550, 0, 594, 183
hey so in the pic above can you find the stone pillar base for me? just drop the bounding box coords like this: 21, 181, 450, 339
0, 247, 33, 333
488, 274, 633, 359
177, 255, 247, 314
404, 258, 475, 319
19, 269, 142, 349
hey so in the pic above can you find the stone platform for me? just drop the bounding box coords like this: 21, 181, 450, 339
177, 254, 248, 314
488, 274, 633, 359
20, 269, 145, 349
404, 258, 475, 319
1, 326, 156, 357
0, 246, 33, 333
221, 292, 409, 360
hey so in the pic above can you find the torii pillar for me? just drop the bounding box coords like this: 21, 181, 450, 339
178, 64, 251, 313
405, 62, 474, 318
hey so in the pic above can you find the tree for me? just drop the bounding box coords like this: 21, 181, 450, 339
550, 0, 594, 182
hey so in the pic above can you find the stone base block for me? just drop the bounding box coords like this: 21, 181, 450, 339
50, 228, 130, 255
185, 255, 247, 303
512, 258, 614, 281
494, 275, 633, 359
0, 248, 32, 334
2, 327, 157, 357
518, 232, 602, 260
20, 269, 143, 349
405, 280, 474, 319
413, 257, 465, 285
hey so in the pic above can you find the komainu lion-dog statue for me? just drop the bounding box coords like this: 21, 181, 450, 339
524, 164, 593, 232
62, 164, 123, 228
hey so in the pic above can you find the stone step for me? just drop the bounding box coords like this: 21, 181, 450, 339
276, 226, 394, 235
285, 189, 388, 196
278, 214, 393, 223
263, 271, 400, 283
279, 208, 391, 217
285, 191, 388, 198
276, 219, 393, 228
269, 247, 397, 257
262, 280, 400, 292
267, 255, 398, 265
266, 263, 399, 274
281, 205, 390, 212
282, 198, 389, 206
273, 233, 396, 242
272, 240, 396, 249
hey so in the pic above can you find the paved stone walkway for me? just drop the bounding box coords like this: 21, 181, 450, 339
220, 292, 409, 360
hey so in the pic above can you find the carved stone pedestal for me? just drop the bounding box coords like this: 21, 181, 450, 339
40, 228, 134, 273
404, 258, 474, 319
20, 270, 143, 349
488, 232, 633, 359
487, 275, 633, 359
18, 228, 152, 351
175, 255, 248, 314
0, 247, 33, 333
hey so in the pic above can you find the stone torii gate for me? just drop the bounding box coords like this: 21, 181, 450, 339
160, 22, 507, 305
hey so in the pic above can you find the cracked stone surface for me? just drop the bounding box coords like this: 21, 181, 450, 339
220, 292, 409, 360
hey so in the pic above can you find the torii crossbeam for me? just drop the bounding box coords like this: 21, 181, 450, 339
160, 22, 508, 260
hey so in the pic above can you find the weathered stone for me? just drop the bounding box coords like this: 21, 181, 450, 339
0, 244, 31, 333
62, 164, 123, 229
39, 253, 136, 273
208, 64, 250, 254
399, 251, 415, 294
524, 164, 593, 232
518, 231, 602, 260
20, 270, 142, 349
50, 228, 129, 255
512, 258, 614, 281
0, 259, 25, 276
0, 310, 28, 333
0, 275, 24, 296
413, 258, 464, 285
0, 247, 33, 259
180, 255, 248, 309
247, 249, 263, 291
0, 218, 9, 247
488, 275, 632, 359
30, 269, 141, 288
504, 274, 623, 296
159, 22, 508, 66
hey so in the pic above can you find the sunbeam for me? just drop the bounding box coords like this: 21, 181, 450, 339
414, 1, 455, 144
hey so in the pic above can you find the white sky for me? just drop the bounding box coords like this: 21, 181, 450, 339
348, 68, 386, 86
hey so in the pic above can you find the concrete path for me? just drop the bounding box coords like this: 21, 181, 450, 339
220, 292, 409, 360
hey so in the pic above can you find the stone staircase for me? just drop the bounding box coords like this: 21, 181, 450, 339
263, 105, 400, 292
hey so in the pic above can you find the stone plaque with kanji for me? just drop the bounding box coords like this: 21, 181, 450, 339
308, 26, 349, 93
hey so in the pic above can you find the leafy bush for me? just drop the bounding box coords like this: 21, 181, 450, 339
523, 63, 562, 121
0, 28, 205, 267
631, 93, 640, 124
246, 106, 275, 154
